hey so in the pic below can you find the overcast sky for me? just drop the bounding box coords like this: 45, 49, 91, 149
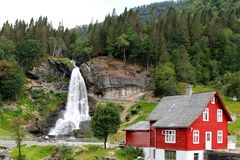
0, 0, 166, 29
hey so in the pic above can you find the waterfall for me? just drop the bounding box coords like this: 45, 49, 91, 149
49, 66, 91, 136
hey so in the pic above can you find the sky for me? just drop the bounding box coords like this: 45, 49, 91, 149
0, 0, 166, 29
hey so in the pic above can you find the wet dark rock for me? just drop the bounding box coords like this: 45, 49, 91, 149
45, 102, 66, 131
26, 71, 40, 80
27, 124, 42, 135
48, 59, 71, 78
88, 96, 97, 117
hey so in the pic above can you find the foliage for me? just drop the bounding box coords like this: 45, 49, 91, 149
60, 145, 74, 160
0, 60, 25, 100
16, 39, 41, 69
222, 72, 240, 99
0, 36, 15, 60
153, 62, 178, 96
116, 146, 144, 160
91, 103, 121, 148
11, 117, 26, 160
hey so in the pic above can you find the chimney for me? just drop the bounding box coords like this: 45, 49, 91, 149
186, 85, 192, 96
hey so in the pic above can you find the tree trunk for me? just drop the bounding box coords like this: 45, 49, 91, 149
104, 137, 107, 149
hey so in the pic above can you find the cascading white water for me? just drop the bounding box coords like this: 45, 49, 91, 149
49, 66, 91, 136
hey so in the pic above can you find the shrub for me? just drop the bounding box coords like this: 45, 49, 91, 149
116, 146, 144, 160
136, 104, 142, 110
0, 60, 25, 100
131, 109, 138, 115
125, 113, 130, 122
60, 145, 74, 160
73, 146, 88, 156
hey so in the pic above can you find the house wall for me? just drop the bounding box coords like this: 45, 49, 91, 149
126, 131, 150, 147
155, 128, 188, 150
150, 121, 156, 147
187, 95, 228, 150
152, 149, 204, 160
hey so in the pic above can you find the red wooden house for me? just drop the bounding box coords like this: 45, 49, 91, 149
124, 85, 232, 160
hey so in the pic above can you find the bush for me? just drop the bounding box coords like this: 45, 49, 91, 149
125, 113, 130, 122
60, 145, 74, 160
0, 60, 25, 100
131, 109, 138, 115
116, 146, 144, 160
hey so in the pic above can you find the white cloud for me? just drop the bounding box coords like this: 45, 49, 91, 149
0, 0, 165, 29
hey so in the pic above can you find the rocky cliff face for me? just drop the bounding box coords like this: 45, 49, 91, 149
80, 57, 150, 99
26, 58, 71, 92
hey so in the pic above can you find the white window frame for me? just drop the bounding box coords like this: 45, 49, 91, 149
193, 130, 199, 144
165, 130, 176, 143
217, 109, 223, 122
211, 96, 215, 104
217, 130, 223, 143
203, 108, 209, 121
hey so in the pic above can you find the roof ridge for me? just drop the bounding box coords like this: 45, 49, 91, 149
162, 91, 215, 98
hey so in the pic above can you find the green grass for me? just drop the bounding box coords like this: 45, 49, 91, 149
123, 102, 157, 128
0, 90, 67, 138
178, 82, 213, 94
9, 145, 57, 160
74, 145, 144, 160
54, 57, 73, 71
74, 145, 116, 160
221, 96, 240, 116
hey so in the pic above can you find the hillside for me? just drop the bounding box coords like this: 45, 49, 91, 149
0, 0, 240, 159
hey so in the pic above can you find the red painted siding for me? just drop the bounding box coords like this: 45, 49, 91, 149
150, 121, 156, 147
126, 131, 150, 147
155, 128, 187, 150
187, 95, 228, 150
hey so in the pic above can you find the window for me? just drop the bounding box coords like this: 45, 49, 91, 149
203, 108, 209, 121
193, 130, 199, 144
211, 96, 215, 104
165, 150, 176, 160
217, 109, 223, 122
217, 130, 223, 143
165, 130, 176, 143
194, 153, 199, 160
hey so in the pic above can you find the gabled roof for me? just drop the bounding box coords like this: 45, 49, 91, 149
147, 91, 232, 128
123, 121, 150, 131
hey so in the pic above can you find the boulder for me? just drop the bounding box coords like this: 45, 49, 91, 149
27, 124, 42, 135
45, 102, 66, 130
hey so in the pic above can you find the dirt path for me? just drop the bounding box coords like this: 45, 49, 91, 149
120, 103, 132, 122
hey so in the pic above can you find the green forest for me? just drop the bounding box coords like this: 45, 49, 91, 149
1, 0, 240, 102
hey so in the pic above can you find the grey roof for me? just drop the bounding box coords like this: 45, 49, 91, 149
123, 121, 150, 131
147, 92, 216, 128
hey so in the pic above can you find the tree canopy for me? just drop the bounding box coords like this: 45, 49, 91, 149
91, 103, 120, 148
